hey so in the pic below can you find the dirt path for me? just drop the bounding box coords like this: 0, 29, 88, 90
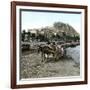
20, 52, 80, 79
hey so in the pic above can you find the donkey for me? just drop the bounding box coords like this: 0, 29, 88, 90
38, 45, 55, 62
38, 43, 65, 62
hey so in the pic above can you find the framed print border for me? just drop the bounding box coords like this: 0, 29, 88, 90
11, 1, 88, 89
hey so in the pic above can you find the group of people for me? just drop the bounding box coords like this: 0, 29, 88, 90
38, 41, 66, 62
46, 41, 65, 58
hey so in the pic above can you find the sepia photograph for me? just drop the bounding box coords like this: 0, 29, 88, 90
11, 1, 87, 88
20, 9, 81, 79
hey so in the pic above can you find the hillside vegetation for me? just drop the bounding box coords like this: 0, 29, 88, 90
22, 22, 80, 42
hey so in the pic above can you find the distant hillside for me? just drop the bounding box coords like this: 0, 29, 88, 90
53, 22, 79, 36
23, 22, 80, 42
40, 22, 79, 36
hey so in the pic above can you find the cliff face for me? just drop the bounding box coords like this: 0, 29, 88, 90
53, 22, 79, 36
38, 22, 79, 40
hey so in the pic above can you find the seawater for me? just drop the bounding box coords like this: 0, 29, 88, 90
66, 45, 80, 64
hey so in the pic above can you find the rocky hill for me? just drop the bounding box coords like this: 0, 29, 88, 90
23, 22, 80, 42
41, 22, 79, 37
53, 22, 79, 36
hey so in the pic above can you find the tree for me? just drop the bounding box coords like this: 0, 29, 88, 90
27, 31, 31, 42
22, 30, 26, 41
74, 35, 80, 41
37, 34, 46, 41
31, 33, 36, 41
56, 33, 60, 40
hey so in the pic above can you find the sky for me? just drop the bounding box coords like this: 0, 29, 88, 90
21, 10, 81, 33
